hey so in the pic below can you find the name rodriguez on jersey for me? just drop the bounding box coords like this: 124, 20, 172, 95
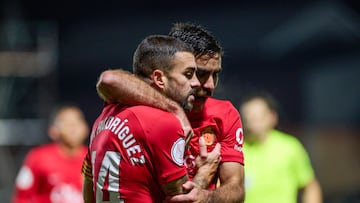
91, 116, 145, 166
90, 115, 186, 167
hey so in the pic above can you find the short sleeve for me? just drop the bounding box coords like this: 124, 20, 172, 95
81, 149, 93, 180
291, 138, 315, 188
144, 112, 187, 185
220, 102, 245, 164
12, 149, 39, 203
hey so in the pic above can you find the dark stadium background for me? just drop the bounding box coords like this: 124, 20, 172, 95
1, 0, 359, 202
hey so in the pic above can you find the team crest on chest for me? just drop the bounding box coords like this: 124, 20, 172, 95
201, 126, 216, 146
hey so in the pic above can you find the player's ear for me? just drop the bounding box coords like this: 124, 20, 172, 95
48, 125, 60, 141
151, 69, 166, 90
270, 110, 278, 127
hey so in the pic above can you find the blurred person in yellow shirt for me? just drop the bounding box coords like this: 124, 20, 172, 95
239, 91, 322, 203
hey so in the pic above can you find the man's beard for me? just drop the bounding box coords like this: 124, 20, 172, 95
181, 91, 195, 112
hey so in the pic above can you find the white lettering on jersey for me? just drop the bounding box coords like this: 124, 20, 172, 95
171, 138, 185, 166
93, 116, 145, 166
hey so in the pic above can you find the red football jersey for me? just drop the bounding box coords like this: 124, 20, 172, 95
85, 103, 187, 203
185, 97, 245, 188
12, 143, 87, 203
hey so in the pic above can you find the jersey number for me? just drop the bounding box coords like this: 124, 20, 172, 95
92, 151, 124, 203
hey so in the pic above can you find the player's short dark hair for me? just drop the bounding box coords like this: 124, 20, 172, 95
168, 22, 223, 58
133, 34, 194, 79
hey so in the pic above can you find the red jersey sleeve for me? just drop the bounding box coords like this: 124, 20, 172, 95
81, 150, 92, 181
12, 149, 40, 203
220, 101, 244, 165
141, 111, 187, 185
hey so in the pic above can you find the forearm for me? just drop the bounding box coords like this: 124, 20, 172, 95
97, 69, 181, 113
302, 179, 322, 203
204, 181, 244, 203
204, 162, 245, 203
97, 69, 192, 139
192, 166, 216, 189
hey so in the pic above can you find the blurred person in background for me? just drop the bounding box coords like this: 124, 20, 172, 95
239, 90, 322, 203
12, 104, 89, 203
96, 22, 245, 202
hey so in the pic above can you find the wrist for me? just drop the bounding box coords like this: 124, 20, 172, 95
193, 168, 214, 189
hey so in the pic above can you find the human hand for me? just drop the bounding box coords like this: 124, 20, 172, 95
196, 137, 221, 170
163, 181, 209, 203
189, 137, 221, 189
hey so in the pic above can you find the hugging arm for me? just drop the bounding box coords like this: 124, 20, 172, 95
212, 162, 245, 202
97, 69, 183, 115
97, 69, 192, 139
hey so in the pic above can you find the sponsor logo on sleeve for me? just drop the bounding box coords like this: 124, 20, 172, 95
234, 127, 244, 152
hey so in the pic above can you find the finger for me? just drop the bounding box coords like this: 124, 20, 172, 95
182, 181, 196, 191
208, 143, 221, 162
198, 136, 207, 159
166, 188, 197, 203
166, 194, 191, 203
214, 142, 221, 155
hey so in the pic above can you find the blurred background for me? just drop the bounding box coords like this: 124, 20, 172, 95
0, 0, 359, 202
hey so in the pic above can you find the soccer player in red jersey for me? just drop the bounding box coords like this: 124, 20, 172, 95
96, 23, 245, 202
12, 104, 89, 203
81, 35, 221, 203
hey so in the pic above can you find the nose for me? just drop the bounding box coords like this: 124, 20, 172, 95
202, 76, 215, 91
191, 75, 201, 88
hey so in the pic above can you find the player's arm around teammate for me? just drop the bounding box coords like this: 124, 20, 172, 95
97, 69, 193, 141
96, 69, 245, 203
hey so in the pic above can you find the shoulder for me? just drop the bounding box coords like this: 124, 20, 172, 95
271, 129, 305, 150
129, 105, 177, 119
103, 104, 178, 124
272, 129, 298, 141
79, 145, 88, 155
28, 143, 57, 155
22, 143, 58, 165
128, 106, 184, 143
127, 105, 181, 128
205, 98, 240, 118
206, 97, 234, 108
